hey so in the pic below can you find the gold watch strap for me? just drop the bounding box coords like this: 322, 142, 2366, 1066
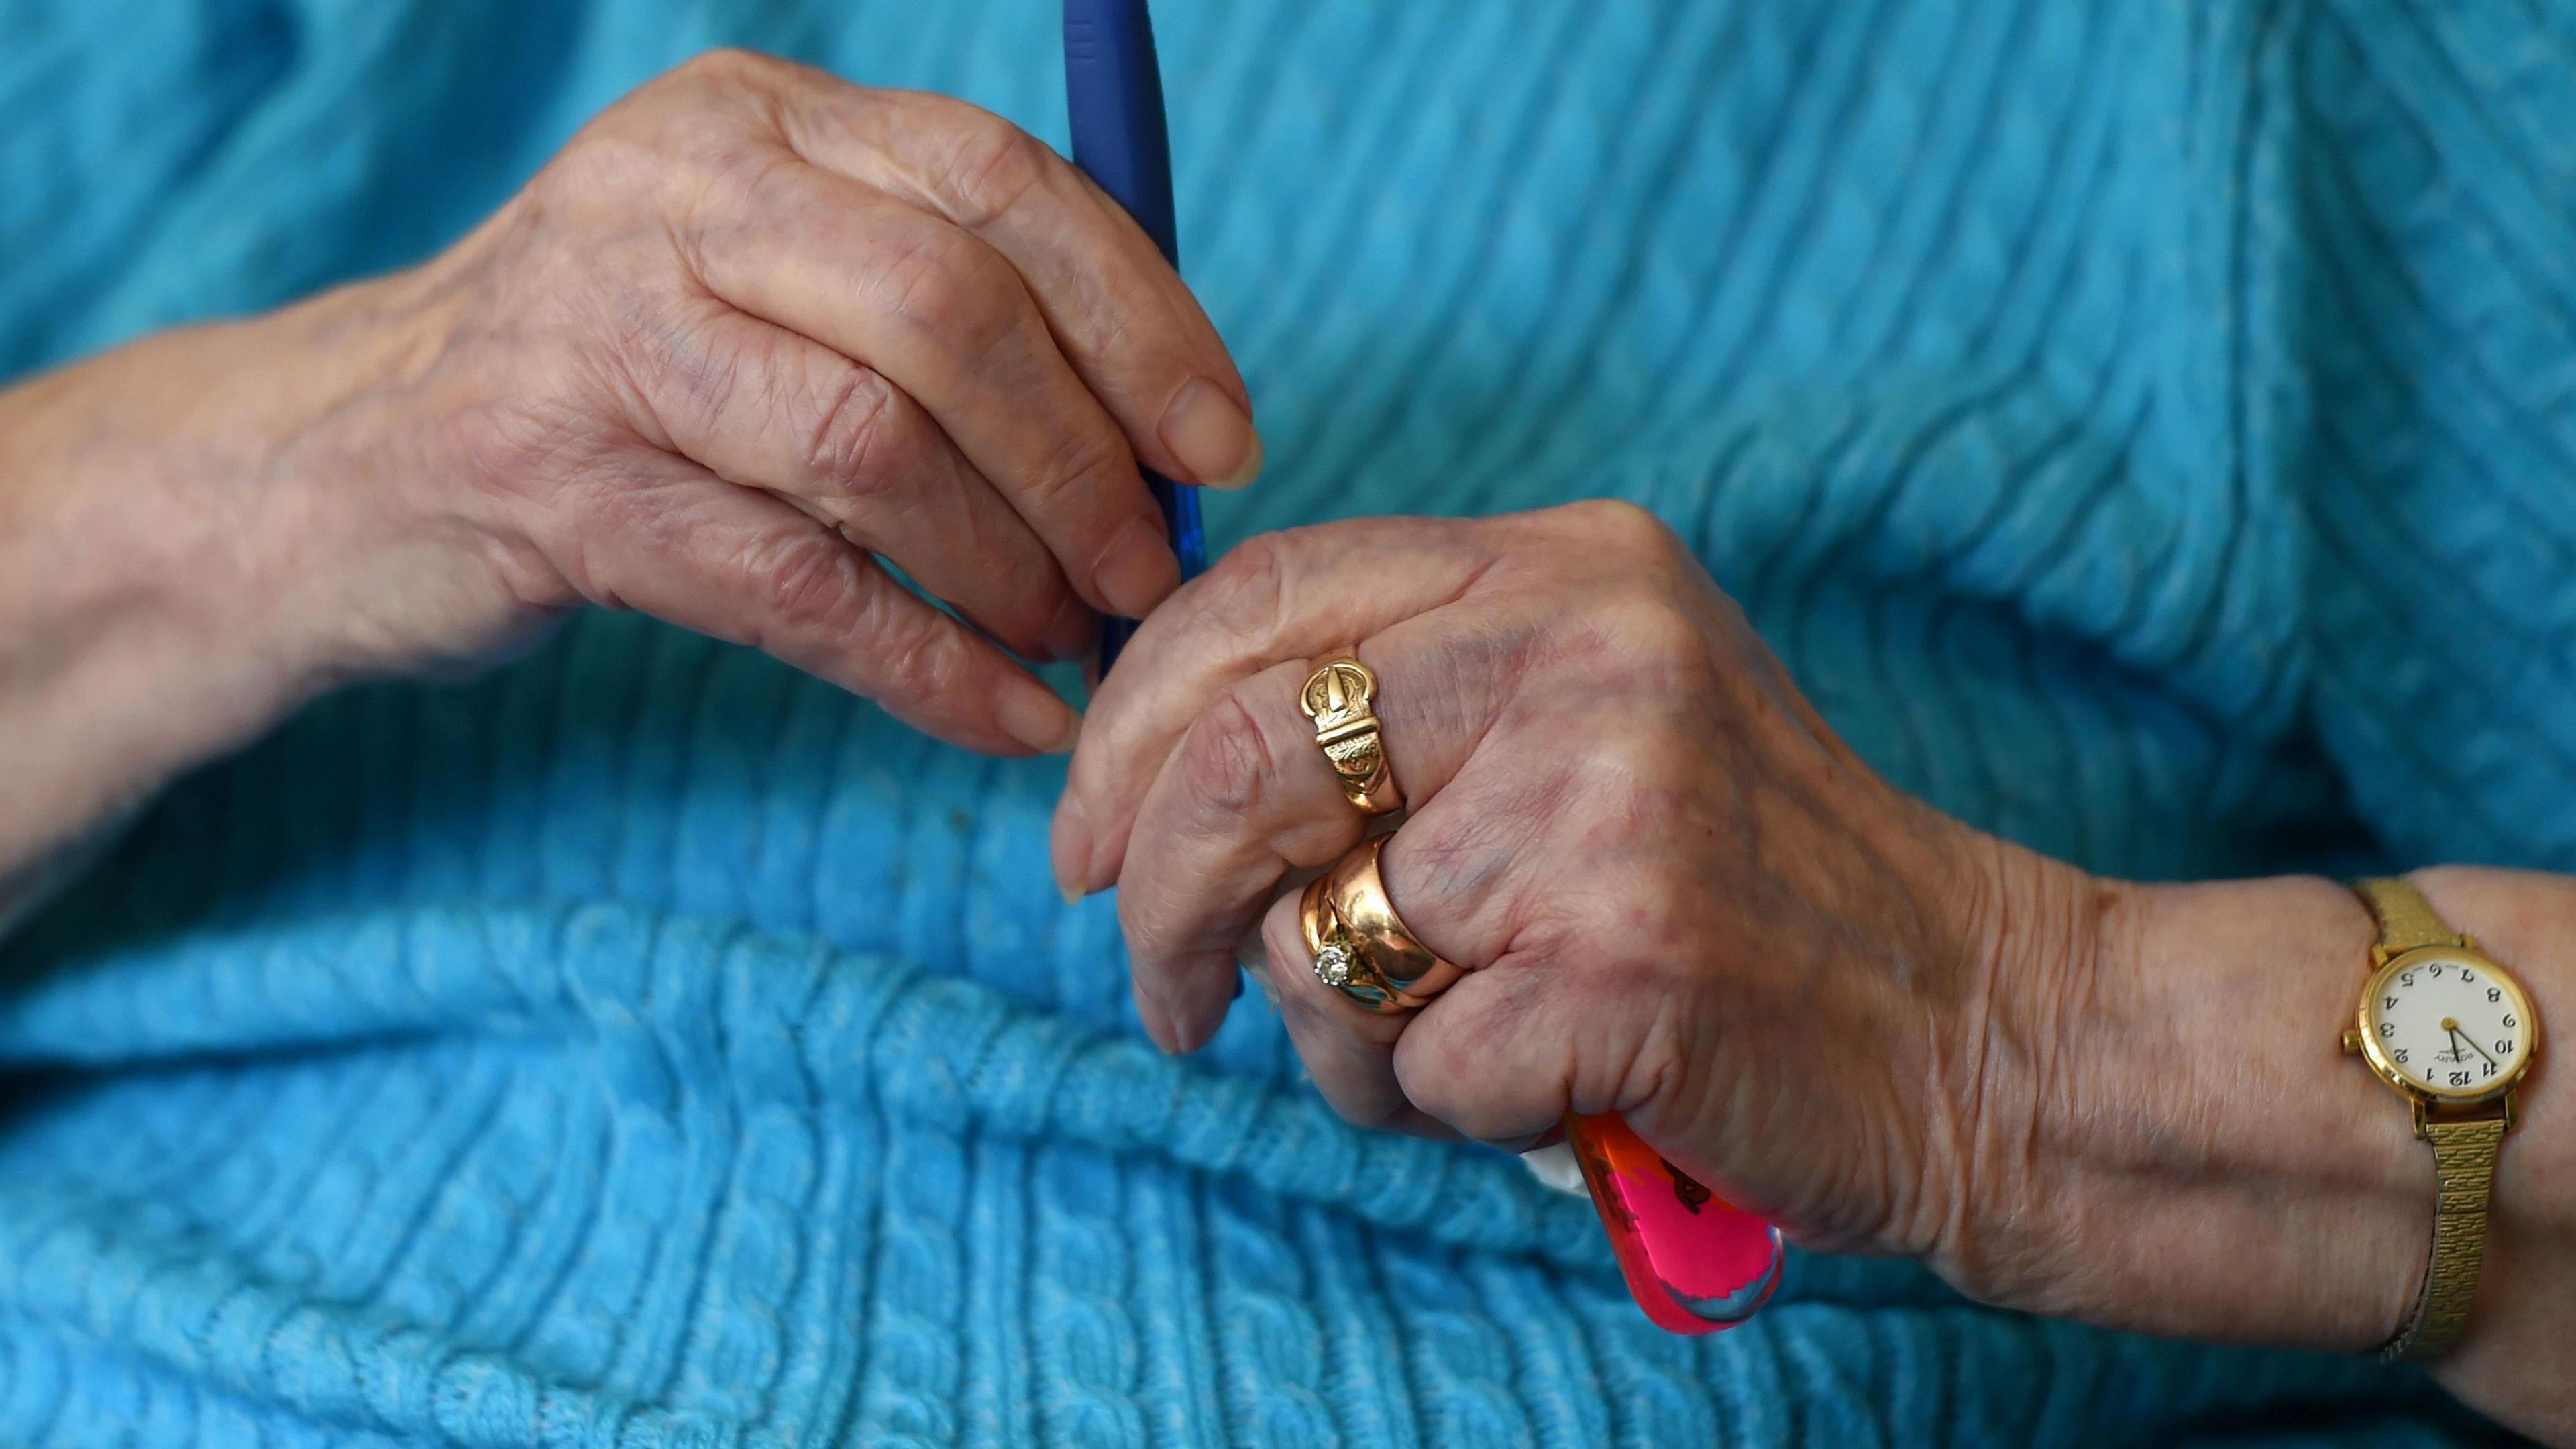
2380, 1115, 2506, 1362
2351, 876, 2499, 1363
2355, 877, 2465, 955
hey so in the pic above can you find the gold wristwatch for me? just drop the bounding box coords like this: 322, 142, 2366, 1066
2340, 877, 2541, 1362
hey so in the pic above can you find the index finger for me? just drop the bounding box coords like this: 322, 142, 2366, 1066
1113, 613, 1530, 1052
1051, 519, 1501, 899
780, 78, 1263, 492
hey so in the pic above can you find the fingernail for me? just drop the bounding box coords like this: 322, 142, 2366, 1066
1050, 790, 1094, 901
1159, 378, 1263, 490
998, 680, 1081, 755
1140, 994, 1181, 1054
1096, 516, 1181, 619
1243, 959, 1281, 1013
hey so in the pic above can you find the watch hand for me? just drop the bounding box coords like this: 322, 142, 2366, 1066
2463, 1032, 2498, 1066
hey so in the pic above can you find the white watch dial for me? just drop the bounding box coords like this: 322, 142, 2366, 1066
2365, 952, 2532, 1099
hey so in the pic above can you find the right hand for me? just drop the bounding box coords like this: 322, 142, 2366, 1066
1, 48, 1256, 924
285, 49, 1259, 753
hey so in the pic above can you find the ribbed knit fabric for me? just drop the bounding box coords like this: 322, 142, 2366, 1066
3, 1, 2568, 1443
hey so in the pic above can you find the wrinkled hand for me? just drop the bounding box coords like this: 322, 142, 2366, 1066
1050, 500, 2091, 1265
309, 50, 1259, 751
1053, 503, 2576, 1439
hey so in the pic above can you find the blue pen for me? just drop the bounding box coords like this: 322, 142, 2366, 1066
1064, 0, 1204, 674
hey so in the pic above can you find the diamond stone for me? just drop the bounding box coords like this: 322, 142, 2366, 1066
1312, 941, 1355, 987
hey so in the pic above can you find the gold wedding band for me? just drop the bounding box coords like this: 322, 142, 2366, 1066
1301, 656, 1402, 815
1300, 836, 1464, 1012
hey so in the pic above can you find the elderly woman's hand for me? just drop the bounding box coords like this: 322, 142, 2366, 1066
1052, 500, 2081, 1258
1, 50, 1257, 919
3, 49, 1257, 770
1054, 502, 2576, 1434
329, 48, 1256, 749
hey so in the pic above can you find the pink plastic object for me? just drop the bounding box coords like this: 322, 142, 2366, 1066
1566, 1112, 1782, 1333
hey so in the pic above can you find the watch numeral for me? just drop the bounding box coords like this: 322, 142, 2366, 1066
2461, 969, 2475, 982
2449, 1071, 2472, 1086
2394, 1049, 2410, 1063
2430, 964, 2445, 977
2379, 1021, 2396, 1036
2384, 996, 2399, 1010
2401, 972, 2417, 987
2484, 1061, 2500, 1077
2498, 1040, 2515, 1055
2489, 987, 2503, 1002
2504, 1013, 2518, 1028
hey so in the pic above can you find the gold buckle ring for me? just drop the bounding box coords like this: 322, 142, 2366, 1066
1301, 656, 1403, 816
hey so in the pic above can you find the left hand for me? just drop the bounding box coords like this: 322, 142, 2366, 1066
1049, 500, 2092, 1267
1054, 502, 2576, 1430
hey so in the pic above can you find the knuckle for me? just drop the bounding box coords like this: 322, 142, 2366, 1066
556, 58, 798, 223
1392, 808, 1536, 926
749, 531, 865, 635
690, 133, 799, 211
801, 367, 910, 500
1585, 592, 1705, 670
1393, 1026, 1474, 1107
1197, 529, 1295, 646
1020, 421, 1131, 513
875, 229, 1021, 361
1564, 496, 1684, 559
1393, 1011, 1527, 1139
1598, 714, 1704, 790
537, 125, 661, 207
926, 106, 1055, 229
1175, 690, 1281, 819
869, 602, 971, 704
674, 46, 782, 91
626, 50, 792, 144
1554, 737, 1690, 865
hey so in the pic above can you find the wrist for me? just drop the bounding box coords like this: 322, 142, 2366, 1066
197, 263, 559, 687
1908, 824, 2126, 1301
0, 272, 537, 884
1948, 867, 2433, 1346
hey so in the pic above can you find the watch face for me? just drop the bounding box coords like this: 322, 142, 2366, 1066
2364, 950, 2536, 1101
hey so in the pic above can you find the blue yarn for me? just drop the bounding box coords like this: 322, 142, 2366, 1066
1, 0, 2561, 1442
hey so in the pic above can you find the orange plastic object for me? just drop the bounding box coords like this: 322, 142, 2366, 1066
1566, 1112, 1782, 1333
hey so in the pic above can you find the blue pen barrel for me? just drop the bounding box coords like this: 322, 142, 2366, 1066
1065, 0, 1177, 260
1065, 0, 1204, 670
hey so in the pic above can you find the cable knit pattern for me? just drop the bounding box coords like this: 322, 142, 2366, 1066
1, 0, 2565, 1442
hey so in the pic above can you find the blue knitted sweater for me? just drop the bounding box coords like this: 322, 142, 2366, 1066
3, 1, 2565, 1444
